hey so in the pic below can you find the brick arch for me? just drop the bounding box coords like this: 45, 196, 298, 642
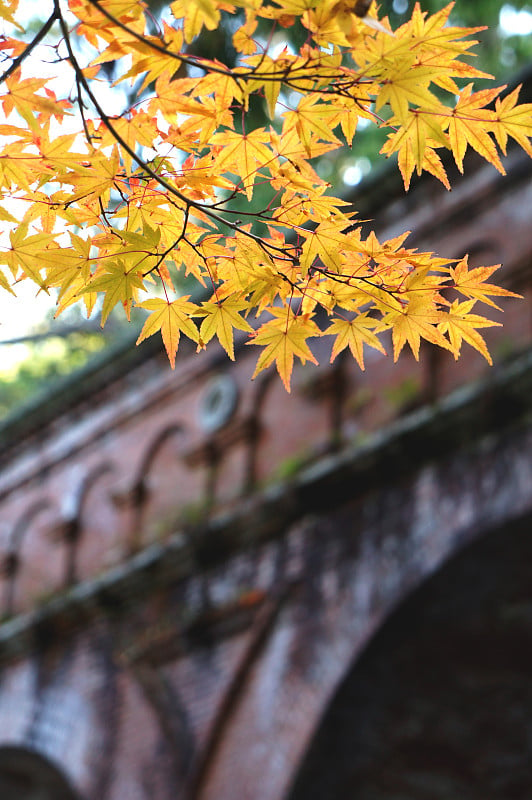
111, 423, 187, 552
135, 424, 186, 492
132, 422, 189, 548
63, 461, 119, 584
193, 418, 532, 800
286, 512, 532, 800
0, 654, 95, 798
0, 626, 182, 800
0, 499, 60, 616
0, 746, 83, 799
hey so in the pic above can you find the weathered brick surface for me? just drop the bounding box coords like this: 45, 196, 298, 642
0, 386, 531, 798
288, 515, 532, 800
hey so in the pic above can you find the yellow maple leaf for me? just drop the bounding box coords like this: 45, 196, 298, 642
382, 295, 451, 361
0, 143, 40, 192
82, 259, 146, 325
381, 111, 450, 190
450, 257, 522, 310
136, 297, 200, 368
493, 84, 532, 158
197, 296, 253, 359
3, 70, 71, 130
282, 94, 342, 157
67, 148, 120, 208
1, 223, 54, 288
101, 111, 158, 172
0, 0, 23, 31
249, 308, 319, 391
46, 233, 94, 301
438, 299, 500, 364
171, 0, 221, 42
446, 84, 504, 174
232, 16, 257, 54
299, 217, 355, 276
0, 267, 14, 294
243, 54, 287, 118
211, 128, 274, 200
374, 57, 439, 125
326, 313, 386, 369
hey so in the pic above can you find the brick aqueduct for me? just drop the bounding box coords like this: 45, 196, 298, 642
0, 74, 532, 800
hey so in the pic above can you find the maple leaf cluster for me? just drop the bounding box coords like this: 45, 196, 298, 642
0, 0, 530, 389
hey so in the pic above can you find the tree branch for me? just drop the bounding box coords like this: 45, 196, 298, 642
0, 9, 60, 85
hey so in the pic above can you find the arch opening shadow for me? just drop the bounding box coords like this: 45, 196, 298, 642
288, 514, 532, 800
0, 747, 82, 800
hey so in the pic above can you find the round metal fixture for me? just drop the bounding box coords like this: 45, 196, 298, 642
198, 374, 238, 433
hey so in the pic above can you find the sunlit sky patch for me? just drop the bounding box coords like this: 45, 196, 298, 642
499, 4, 532, 36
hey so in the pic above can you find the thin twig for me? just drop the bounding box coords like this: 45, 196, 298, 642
0, 8, 60, 84
56, 1, 291, 259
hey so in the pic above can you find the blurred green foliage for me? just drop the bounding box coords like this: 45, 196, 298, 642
0, 331, 107, 419
0, 307, 140, 420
